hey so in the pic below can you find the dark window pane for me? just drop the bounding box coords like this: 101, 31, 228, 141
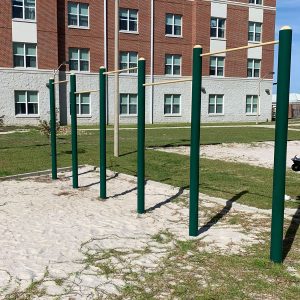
13, 6, 23, 18
173, 66, 180, 75
174, 25, 181, 35
216, 104, 223, 114
218, 29, 224, 38
76, 104, 79, 114
254, 69, 260, 77
25, 7, 35, 20
16, 103, 26, 114
247, 69, 252, 77
255, 33, 261, 42
217, 67, 223, 76
173, 105, 180, 114
28, 103, 38, 114
68, 14, 77, 26
129, 104, 137, 115
70, 60, 78, 71
164, 104, 171, 114
210, 28, 217, 37
166, 25, 173, 35
79, 16, 88, 27
80, 61, 89, 71
208, 104, 215, 114
26, 56, 36, 68
14, 56, 24, 67
81, 104, 90, 114
129, 20, 137, 31
165, 65, 172, 75
210, 67, 216, 76
120, 104, 128, 115
120, 20, 127, 30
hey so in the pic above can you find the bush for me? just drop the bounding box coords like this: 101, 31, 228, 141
38, 120, 60, 139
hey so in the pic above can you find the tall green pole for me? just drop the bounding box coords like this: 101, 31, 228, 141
100, 67, 107, 199
270, 26, 293, 263
70, 73, 78, 188
189, 45, 203, 237
137, 58, 146, 214
49, 78, 57, 180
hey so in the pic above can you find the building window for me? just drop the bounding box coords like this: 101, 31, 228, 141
246, 95, 258, 114
210, 57, 225, 76
15, 91, 38, 115
210, 17, 226, 39
164, 94, 181, 115
119, 8, 138, 32
120, 94, 137, 115
12, 0, 36, 20
248, 22, 262, 42
165, 14, 182, 36
209, 94, 224, 114
69, 48, 89, 72
249, 0, 263, 5
247, 59, 261, 78
76, 93, 90, 115
68, 2, 89, 28
165, 55, 181, 76
13, 43, 37, 68
120, 52, 138, 73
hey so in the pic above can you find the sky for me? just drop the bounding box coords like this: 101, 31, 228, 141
274, 0, 299, 93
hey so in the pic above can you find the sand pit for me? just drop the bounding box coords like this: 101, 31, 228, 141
0, 166, 295, 298
153, 141, 300, 169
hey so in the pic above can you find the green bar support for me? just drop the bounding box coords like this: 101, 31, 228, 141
270, 26, 293, 263
49, 78, 57, 180
137, 58, 146, 214
189, 45, 203, 237
70, 73, 78, 188
100, 67, 107, 199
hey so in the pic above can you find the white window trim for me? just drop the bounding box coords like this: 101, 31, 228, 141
119, 52, 138, 74
119, 8, 139, 34
164, 94, 181, 116
68, 2, 90, 29
210, 56, 225, 77
13, 43, 38, 69
248, 22, 262, 43
165, 54, 182, 76
247, 58, 261, 78
15, 90, 39, 116
165, 14, 183, 38
69, 48, 90, 73
210, 17, 226, 40
12, 0, 36, 22
246, 95, 259, 115
208, 94, 224, 115
76, 93, 91, 116
120, 94, 138, 116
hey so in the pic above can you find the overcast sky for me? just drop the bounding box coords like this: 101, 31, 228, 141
274, 0, 299, 93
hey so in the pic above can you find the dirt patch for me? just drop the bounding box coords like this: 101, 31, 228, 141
152, 141, 300, 169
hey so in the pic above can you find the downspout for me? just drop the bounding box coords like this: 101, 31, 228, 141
150, 0, 154, 124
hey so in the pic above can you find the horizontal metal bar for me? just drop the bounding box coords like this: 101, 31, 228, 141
143, 78, 192, 87
200, 40, 279, 57
53, 80, 69, 85
103, 67, 138, 75
74, 89, 100, 94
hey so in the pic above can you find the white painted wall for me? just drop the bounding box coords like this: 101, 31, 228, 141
211, 2, 227, 18
249, 7, 264, 23
12, 21, 37, 43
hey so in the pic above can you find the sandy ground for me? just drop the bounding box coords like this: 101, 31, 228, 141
0, 166, 297, 299
153, 141, 300, 169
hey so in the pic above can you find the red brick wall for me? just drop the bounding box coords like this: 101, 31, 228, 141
58, 0, 103, 73
261, 10, 276, 79
226, 5, 249, 77
0, 1, 12, 68
264, 0, 276, 7
37, 0, 58, 69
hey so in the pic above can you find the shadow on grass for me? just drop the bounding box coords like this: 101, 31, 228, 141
283, 204, 300, 261
198, 190, 249, 235
61, 148, 86, 155
146, 185, 189, 213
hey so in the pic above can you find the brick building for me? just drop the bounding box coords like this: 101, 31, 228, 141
0, 0, 276, 125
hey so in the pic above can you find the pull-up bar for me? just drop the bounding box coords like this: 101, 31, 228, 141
52, 80, 69, 85
103, 66, 138, 75
74, 89, 100, 95
143, 77, 192, 87
201, 40, 279, 57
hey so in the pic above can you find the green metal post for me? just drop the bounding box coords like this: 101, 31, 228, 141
49, 78, 57, 180
270, 26, 293, 263
137, 58, 146, 214
189, 45, 203, 237
100, 67, 107, 199
70, 73, 78, 188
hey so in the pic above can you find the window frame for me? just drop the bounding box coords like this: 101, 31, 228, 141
13, 42, 37, 69
12, 0, 36, 21
119, 51, 138, 74
246, 95, 259, 115
14, 90, 39, 116
69, 48, 90, 72
76, 92, 91, 116
119, 8, 138, 33
165, 13, 183, 37
68, 2, 89, 29
248, 21, 262, 43
208, 94, 224, 115
165, 54, 182, 76
120, 93, 138, 116
164, 94, 181, 116
210, 56, 225, 77
247, 58, 261, 78
210, 17, 226, 39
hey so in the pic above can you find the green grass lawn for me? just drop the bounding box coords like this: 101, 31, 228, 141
1, 126, 300, 209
